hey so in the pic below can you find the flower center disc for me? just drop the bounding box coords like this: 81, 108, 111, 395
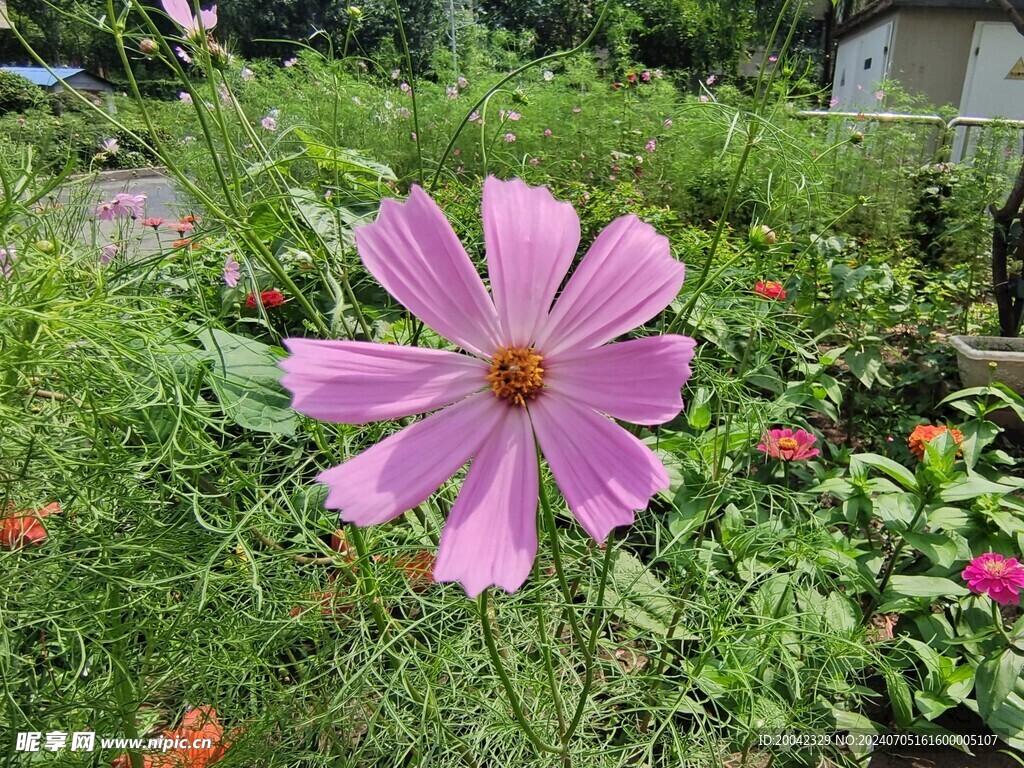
487, 346, 544, 406
777, 437, 798, 451
985, 561, 1008, 577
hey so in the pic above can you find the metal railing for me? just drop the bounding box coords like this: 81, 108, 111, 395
795, 111, 1024, 162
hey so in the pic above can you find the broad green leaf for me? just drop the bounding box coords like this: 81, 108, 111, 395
192, 327, 296, 435
902, 531, 959, 568
976, 649, 1024, 720
940, 475, 1018, 502
886, 576, 968, 599
603, 549, 681, 637
296, 128, 397, 180
850, 453, 918, 491
884, 670, 915, 728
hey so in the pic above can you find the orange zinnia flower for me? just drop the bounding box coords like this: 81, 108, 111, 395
112, 706, 232, 767
1, 502, 60, 549
908, 424, 964, 461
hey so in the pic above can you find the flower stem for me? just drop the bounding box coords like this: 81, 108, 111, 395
478, 589, 566, 756
992, 600, 1014, 647
538, 469, 586, 651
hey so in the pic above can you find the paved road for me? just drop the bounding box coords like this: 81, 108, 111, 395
78, 169, 188, 253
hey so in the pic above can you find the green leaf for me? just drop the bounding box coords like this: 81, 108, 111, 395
886, 576, 969, 599
192, 327, 297, 435
902, 531, 959, 568
885, 670, 915, 728
850, 453, 918, 491
603, 549, 681, 637
296, 128, 397, 180
939, 475, 1018, 502
976, 649, 1024, 721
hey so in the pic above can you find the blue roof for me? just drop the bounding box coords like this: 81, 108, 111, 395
1, 67, 88, 87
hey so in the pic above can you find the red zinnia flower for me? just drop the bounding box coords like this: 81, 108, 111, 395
962, 553, 1024, 605
245, 289, 286, 309
908, 424, 964, 461
1, 502, 60, 549
754, 281, 786, 300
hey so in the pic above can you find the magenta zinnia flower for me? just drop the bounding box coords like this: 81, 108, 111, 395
962, 553, 1024, 605
281, 177, 695, 597
758, 428, 820, 461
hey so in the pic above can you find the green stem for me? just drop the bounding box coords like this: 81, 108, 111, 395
992, 600, 1014, 647
862, 497, 928, 623
563, 538, 614, 742
478, 589, 567, 756
390, 0, 424, 185
538, 468, 586, 651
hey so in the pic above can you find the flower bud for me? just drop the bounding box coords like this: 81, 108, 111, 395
139, 38, 158, 55
347, 5, 362, 19
749, 223, 777, 250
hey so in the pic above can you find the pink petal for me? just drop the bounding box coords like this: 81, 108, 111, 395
281, 339, 488, 423
318, 393, 503, 525
161, 0, 195, 30
544, 335, 695, 424
533, 215, 685, 358
530, 391, 669, 542
355, 186, 502, 357
482, 177, 580, 347
434, 406, 538, 597
200, 5, 217, 29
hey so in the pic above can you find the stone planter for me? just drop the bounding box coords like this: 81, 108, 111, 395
950, 335, 1024, 428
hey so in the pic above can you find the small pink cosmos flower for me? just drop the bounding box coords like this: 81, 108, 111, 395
543, 128, 552, 137
399, 82, 411, 94
280, 178, 695, 597
874, 90, 885, 101
223, 255, 240, 287
0, 245, 15, 280
641, 70, 651, 82
699, 94, 709, 103
100, 243, 120, 264
529, 157, 539, 165
829, 97, 839, 108
162, 0, 217, 36
101, 137, 119, 154
261, 116, 277, 131
284, 57, 298, 67
706, 74, 716, 85
504, 133, 516, 143
179, 91, 193, 104
506, 111, 521, 121
241, 67, 254, 81
962, 553, 1024, 605
664, 118, 672, 128
768, 55, 778, 63
645, 138, 656, 153
446, 86, 458, 99
758, 428, 820, 461
458, 76, 468, 88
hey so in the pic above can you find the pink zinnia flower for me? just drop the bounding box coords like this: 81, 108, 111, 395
223, 256, 240, 287
141, 217, 165, 229
962, 553, 1024, 605
162, 0, 217, 36
280, 178, 694, 597
758, 428, 820, 461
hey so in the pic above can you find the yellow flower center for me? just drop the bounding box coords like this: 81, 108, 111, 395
487, 346, 544, 406
777, 437, 798, 451
985, 561, 1008, 577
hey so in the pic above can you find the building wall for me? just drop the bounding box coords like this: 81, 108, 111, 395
888, 7, 1010, 109
830, 13, 898, 109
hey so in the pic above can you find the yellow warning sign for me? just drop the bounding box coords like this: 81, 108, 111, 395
1007, 58, 1024, 79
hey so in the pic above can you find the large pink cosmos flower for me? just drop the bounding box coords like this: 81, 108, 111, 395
962, 553, 1024, 605
162, 0, 217, 36
281, 177, 695, 597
